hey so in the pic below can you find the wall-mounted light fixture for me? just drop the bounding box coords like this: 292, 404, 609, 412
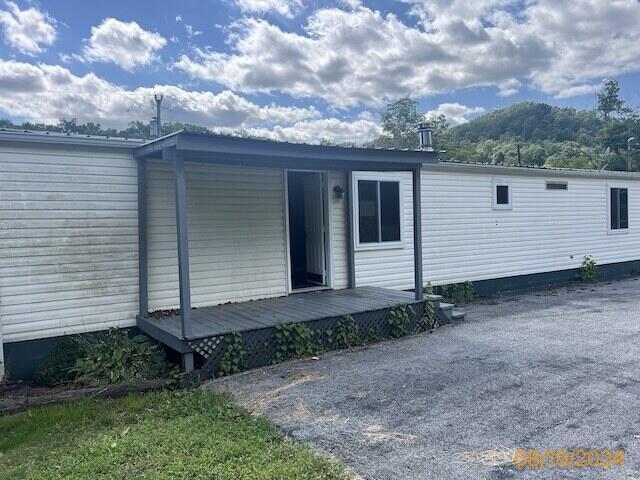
333, 185, 344, 199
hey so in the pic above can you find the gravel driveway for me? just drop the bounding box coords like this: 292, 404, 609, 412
209, 277, 640, 479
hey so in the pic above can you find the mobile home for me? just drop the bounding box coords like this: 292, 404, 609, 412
1, 128, 639, 377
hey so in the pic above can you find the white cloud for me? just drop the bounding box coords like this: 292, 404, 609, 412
83, 18, 166, 71
497, 79, 520, 97
425, 103, 485, 126
0, 59, 335, 135
0, 1, 56, 55
553, 83, 601, 99
176, 1, 640, 106
246, 115, 381, 144
175, 9, 455, 108
185, 24, 202, 38
233, 0, 303, 18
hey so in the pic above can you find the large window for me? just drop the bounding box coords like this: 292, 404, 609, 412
355, 176, 403, 248
610, 187, 629, 231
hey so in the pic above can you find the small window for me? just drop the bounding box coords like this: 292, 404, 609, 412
496, 185, 510, 204
546, 181, 568, 191
493, 181, 512, 209
610, 187, 629, 230
355, 176, 402, 247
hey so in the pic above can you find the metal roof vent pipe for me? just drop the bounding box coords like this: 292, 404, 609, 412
416, 121, 434, 151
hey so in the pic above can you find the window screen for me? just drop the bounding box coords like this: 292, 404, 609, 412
357, 179, 401, 245
496, 185, 510, 205
611, 187, 629, 230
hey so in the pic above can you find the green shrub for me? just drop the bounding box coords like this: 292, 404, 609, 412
274, 323, 315, 363
71, 329, 174, 386
363, 326, 380, 344
388, 304, 413, 338
580, 255, 598, 282
416, 282, 437, 333
218, 333, 247, 377
34, 337, 87, 386
437, 281, 474, 305
333, 315, 360, 349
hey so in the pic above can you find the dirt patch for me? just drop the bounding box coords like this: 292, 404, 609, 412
457, 446, 516, 467
237, 371, 324, 414
0, 379, 172, 415
363, 425, 416, 444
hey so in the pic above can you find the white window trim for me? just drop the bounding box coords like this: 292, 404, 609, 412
607, 183, 630, 235
352, 172, 405, 251
492, 178, 512, 210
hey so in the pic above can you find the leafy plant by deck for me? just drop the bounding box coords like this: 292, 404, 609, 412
33, 337, 86, 386
437, 281, 475, 305
388, 305, 413, 338
71, 329, 176, 385
0, 390, 347, 480
274, 323, 316, 362
218, 332, 248, 377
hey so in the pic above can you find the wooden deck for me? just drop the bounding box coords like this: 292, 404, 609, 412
138, 286, 419, 353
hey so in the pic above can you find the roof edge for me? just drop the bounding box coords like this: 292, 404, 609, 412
425, 161, 640, 181
0, 129, 144, 149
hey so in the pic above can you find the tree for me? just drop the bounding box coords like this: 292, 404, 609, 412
369, 98, 422, 149
597, 80, 628, 121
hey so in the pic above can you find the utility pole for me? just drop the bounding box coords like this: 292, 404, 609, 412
154, 94, 163, 137
628, 137, 636, 171
516, 143, 522, 166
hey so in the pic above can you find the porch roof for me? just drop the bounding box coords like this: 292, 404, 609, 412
134, 130, 438, 171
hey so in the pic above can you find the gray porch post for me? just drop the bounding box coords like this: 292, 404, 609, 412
137, 158, 148, 318
412, 167, 424, 301
345, 169, 356, 289
167, 148, 194, 372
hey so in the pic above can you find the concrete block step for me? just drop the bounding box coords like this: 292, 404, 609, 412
452, 308, 466, 322
439, 302, 454, 311
425, 293, 443, 302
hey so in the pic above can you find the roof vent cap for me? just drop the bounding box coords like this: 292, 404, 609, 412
416, 121, 433, 151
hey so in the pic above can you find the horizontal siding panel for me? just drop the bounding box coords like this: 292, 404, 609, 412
422, 170, 640, 285
146, 160, 287, 312
0, 171, 138, 185
0, 145, 139, 342
2, 289, 138, 316
329, 171, 348, 289
354, 171, 415, 290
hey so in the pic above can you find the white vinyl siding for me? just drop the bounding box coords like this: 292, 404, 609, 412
146, 160, 287, 311
422, 168, 640, 286
0, 145, 139, 343
353, 171, 415, 290
329, 171, 349, 290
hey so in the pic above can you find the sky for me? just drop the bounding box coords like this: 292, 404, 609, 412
0, 0, 639, 144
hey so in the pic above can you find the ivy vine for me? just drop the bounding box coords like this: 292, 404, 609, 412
416, 282, 437, 333
388, 304, 414, 338
218, 332, 247, 377
274, 322, 315, 363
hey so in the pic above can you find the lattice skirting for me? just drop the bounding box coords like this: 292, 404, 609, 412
190, 300, 426, 379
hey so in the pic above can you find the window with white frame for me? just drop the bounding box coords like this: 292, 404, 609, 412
354, 174, 403, 248
492, 180, 512, 209
610, 187, 629, 231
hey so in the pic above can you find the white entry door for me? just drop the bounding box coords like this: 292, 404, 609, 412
303, 173, 326, 282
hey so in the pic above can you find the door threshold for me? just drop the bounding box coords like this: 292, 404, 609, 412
291, 285, 331, 294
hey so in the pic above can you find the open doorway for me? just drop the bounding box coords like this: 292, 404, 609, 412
287, 171, 329, 291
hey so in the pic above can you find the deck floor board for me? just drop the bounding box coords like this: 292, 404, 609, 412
141, 286, 417, 341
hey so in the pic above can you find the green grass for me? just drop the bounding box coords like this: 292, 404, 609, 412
0, 389, 348, 480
